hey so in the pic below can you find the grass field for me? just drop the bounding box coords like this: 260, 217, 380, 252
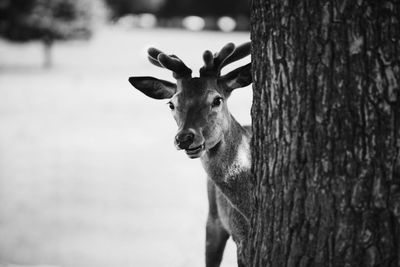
0, 26, 252, 267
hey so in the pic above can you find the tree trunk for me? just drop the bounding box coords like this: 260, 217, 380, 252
247, 0, 400, 266
43, 36, 54, 69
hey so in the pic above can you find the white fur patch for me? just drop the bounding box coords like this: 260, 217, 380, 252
225, 135, 251, 180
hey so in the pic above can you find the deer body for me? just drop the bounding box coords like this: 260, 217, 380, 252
203, 117, 251, 267
129, 42, 252, 267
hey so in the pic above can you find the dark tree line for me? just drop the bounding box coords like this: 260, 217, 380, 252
104, 0, 250, 19
104, 0, 164, 19
159, 0, 250, 17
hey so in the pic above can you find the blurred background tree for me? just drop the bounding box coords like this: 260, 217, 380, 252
104, 0, 165, 19
0, 0, 94, 68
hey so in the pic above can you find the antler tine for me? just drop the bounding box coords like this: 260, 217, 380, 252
202, 50, 214, 71
147, 47, 165, 67
220, 42, 251, 69
147, 47, 192, 79
200, 42, 251, 77
147, 55, 163, 68
213, 43, 236, 69
200, 43, 235, 77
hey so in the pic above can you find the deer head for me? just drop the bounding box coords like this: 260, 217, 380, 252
129, 42, 251, 159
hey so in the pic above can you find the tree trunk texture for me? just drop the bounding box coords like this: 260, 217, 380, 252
248, 0, 400, 266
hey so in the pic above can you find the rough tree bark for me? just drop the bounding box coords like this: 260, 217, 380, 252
247, 0, 400, 266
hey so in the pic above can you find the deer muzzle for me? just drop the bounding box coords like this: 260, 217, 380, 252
175, 131, 195, 150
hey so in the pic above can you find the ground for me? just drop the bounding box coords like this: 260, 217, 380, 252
0, 26, 252, 267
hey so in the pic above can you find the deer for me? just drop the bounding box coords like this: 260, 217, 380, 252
128, 42, 252, 267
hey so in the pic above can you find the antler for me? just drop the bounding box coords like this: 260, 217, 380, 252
200, 42, 251, 77
147, 47, 192, 79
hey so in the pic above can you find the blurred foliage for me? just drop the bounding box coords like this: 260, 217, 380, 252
159, 0, 250, 17
104, 0, 249, 19
0, 0, 93, 42
105, 0, 165, 19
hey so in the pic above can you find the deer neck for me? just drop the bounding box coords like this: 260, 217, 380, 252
200, 114, 251, 183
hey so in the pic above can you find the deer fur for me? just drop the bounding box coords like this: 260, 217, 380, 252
129, 42, 252, 267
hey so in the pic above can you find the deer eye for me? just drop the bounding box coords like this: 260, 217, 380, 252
211, 97, 223, 108
167, 102, 175, 110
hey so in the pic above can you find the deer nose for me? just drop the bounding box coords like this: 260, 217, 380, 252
175, 131, 195, 150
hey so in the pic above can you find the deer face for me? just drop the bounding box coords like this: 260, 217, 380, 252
168, 78, 231, 158
129, 42, 251, 159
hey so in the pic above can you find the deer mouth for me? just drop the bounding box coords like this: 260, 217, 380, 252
185, 143, 205, 158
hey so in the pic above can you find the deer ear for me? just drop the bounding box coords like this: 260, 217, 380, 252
220, 63, 252, 91
129, 76, 177, 99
